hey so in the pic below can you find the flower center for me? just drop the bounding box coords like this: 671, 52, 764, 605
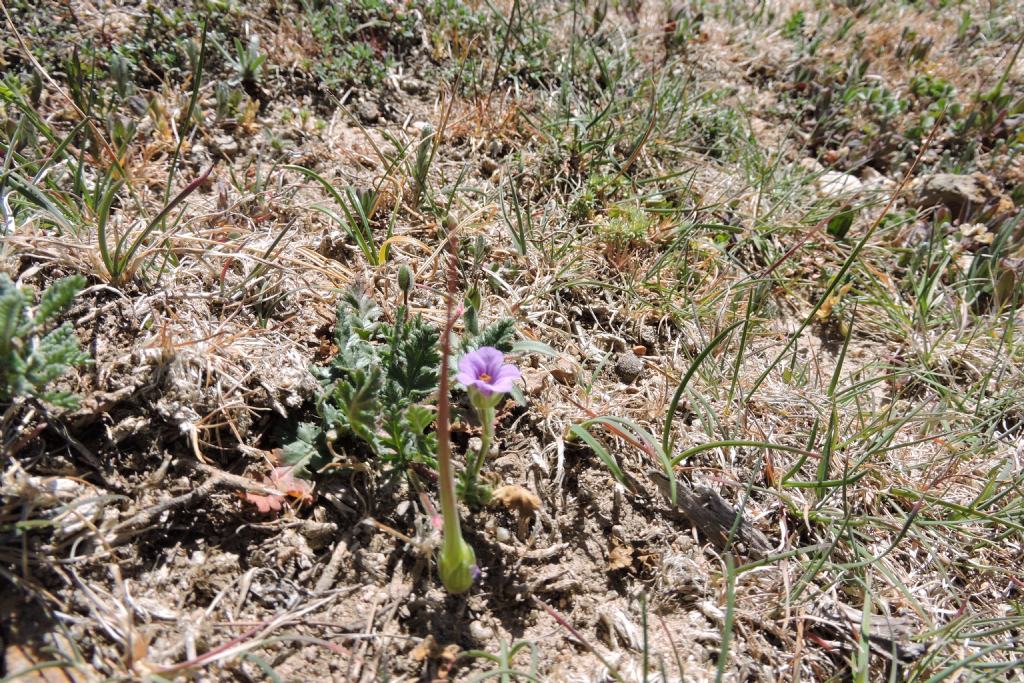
479, 372, 492, 382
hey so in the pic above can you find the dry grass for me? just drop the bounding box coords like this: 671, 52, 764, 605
2, 0, 1023, 680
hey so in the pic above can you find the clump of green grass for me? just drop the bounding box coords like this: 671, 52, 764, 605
294, 0, 420, 93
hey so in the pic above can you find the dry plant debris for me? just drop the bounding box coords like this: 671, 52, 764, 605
2, 0, 1023, 680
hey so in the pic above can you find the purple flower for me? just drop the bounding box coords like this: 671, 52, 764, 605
457, 347, 520, 396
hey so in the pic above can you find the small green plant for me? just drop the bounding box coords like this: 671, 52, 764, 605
226, 35, 266, 86
0, 274, 90, 410
499, 173, 532, 256
907, 74, 960, 142
92, 167, 211, 285
598, 204, 650, 245
280, 272, 518, 596
782, 10, 805, 40
595, 204, 656, 269
282, 286, 440, 477
458, 638, 542, 682
286, 165, 393, 266
410, 124, 436, 208
296, 0, 418, 91
281, 284, 517, 479
109, 53, 134, 100
955, 34, 1024, 149
214, 82, 246, 121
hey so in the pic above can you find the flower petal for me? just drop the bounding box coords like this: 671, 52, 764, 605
494, 364, 521, 382
474, 347, 504, 375
490, 377, 517, 393
458, 352, 486, 378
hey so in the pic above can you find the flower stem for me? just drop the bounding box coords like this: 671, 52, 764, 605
437, 359, 461, 545
466, 402, 494, 495
436, 233, 476, 593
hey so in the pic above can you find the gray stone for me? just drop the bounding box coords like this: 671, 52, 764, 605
469, 620, 493, 640
912, 173, 1005, 216
817, 170, 862, 197
614, 352, 644, 384
549, 357, 576, 385
401, 78, 429, 96
212, 135, 239, 160
355, 99, 380, 124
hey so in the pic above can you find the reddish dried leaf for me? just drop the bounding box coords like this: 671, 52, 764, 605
242, 491, 283, 513
240, 466, 313, 514
268, 466, 314, 505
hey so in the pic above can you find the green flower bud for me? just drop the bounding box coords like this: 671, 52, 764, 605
438, 534, 478, 594
398, 265, 414, 295
465, 285, 481, 312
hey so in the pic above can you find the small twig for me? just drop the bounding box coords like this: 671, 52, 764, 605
314, 534, 352, 594
533, 596, 625, 683
152, 591, 353, 675
107, 473, 222, 546
107, 460, 286, 546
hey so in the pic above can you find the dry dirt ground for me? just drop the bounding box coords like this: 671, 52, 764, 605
2, 0, 1024, 681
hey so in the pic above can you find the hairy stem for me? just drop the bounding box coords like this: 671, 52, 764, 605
465, 402, 495, 498
437, 242, 461, 548
436, 232, 476, 593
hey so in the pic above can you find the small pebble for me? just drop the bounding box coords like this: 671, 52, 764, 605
549, 357, 576, 384
355, 99, 380, 123
212, 135, 239, 160
614, 352, 644, 384
521, 367, 547, 396
401, 78, 428, 95
469, 620, 493, 640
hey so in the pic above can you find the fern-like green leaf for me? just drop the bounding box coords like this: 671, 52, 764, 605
379, 404, 437, 469
335, 286, 381, 344
39, 390, 79, 410
25, 323, 91, 389
405, 404, 438, 467
0, 276, 88, 407
34, 275, 85, 327
463, 318, 516, 353
386, 316, 439, 400
0, 276, 27, 354
333, 286, 382, 371
330, 366, 381, 446
379, 409, 414, 466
